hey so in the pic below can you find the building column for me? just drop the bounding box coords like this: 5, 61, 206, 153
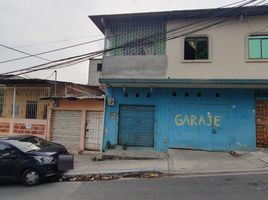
80, 110, 86, 151
46, 107, 52, 140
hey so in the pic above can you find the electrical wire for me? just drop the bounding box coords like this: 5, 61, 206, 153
0, 44, 51, 62
1, 0, 265, 77
0, 37, 105, 64
44, 71, 56, 80
0, 0, 250, 65
13, 34, 103, 48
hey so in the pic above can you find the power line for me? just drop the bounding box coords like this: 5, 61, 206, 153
1, 0, 264, 77
1, 1, 255, 76
0, 0, 250, 65
0, 37, 104, 64
13, 34, 103, 48
0, 0, 255, 65
0, 44, 51, 62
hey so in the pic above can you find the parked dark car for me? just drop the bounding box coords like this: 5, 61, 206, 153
0, 135, 69, 186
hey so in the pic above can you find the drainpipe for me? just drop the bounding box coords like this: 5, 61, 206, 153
12, 86, 16, 119
100, 95, 106, 153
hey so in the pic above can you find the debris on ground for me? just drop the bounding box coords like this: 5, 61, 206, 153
229, 151, 242, 157
59, 171, 162, 182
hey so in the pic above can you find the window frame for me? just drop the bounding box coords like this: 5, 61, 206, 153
26, 101, 38, 119
246, 33, 268, 62
181, 35, 212, 63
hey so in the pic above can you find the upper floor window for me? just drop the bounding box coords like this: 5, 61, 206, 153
248, 35, 268, 59
106, 20, 166, 56
184, 37, 208, 60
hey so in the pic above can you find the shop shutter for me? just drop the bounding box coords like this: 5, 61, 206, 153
118, 105, 155, 147
51, 110, 82, 153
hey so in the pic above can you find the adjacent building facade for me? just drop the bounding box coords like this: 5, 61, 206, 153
0, 76, 104, 153
89, 6, 268, 152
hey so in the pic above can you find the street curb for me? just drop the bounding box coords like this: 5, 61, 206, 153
163, 169, 268, 178
62, 170, 163, 178
62, 168, 268, 180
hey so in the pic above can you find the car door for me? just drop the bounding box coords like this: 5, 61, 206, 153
0, 143, 20, 179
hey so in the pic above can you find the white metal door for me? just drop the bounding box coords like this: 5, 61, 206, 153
85, 111, 103, 151
51, 110, 82, 153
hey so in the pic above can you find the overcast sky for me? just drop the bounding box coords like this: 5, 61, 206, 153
0, 0, 257, 84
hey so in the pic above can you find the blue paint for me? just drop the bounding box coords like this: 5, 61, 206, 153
118, 105, 155, 147
103, 87, 256, 152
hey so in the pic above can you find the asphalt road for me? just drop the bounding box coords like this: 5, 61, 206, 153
1, 173, 268, 200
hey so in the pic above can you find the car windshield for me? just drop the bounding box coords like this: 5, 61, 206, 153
20, 136, 51, 147
7, 140, 40, 153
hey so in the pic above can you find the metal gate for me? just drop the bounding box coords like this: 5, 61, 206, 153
256, 100, 268, 147
168, 104, 229, 151
51, 110, 82, 153
85, 111, 103, 151
118, 105, 155, 147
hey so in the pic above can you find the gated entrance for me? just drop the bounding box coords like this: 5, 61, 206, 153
118, 105, 155, 147
256, 100, 268, 147
85, 111, 103, 151
168, 104, 229, 151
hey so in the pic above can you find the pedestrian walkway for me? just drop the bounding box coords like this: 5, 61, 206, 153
64, 148, 268, 177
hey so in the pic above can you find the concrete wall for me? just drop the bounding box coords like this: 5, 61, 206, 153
102, 55, 167, 78
103, 87, 256, 152
88, 59, 102, 86
167, 15, 268, 79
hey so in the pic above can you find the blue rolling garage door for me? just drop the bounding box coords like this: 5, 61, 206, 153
168, 104, 229, 151
118, 105, 155, 147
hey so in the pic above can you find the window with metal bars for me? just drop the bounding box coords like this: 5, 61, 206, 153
26, 101, 37, 119
0, 89, 4, 117
106, 19, 166, 56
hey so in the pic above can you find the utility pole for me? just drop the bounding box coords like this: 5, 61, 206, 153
54, 70, 57, 96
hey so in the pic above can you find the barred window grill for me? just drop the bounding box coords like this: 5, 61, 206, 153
26, 101, 37, 119
0, 102, 3, 117
0, 87, 49, 119
106, 19, 166, 56
0, 88, 4, 117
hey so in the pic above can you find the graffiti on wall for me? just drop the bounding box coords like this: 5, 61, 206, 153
175, 114, 221, 127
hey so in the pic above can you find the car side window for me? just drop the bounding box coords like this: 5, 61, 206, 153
0, 143, 12, 156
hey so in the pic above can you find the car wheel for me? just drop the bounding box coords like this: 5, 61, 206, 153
21, 169, 40, 186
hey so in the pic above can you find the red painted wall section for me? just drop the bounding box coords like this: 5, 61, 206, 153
0, 123, 10, 133
13, 123, 46, 136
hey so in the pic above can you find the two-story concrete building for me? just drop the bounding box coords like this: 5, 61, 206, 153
89, 5, 268, 152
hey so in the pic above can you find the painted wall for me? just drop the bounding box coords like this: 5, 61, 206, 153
167, 15, 268, 79
88, 59, 102, 86
103, 87, 256, 152
102, 55, 167, 78
2, 87, 49, 119
53, 99, 104, 111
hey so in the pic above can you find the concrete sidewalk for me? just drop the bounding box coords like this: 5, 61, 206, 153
64, 148, 268, 176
